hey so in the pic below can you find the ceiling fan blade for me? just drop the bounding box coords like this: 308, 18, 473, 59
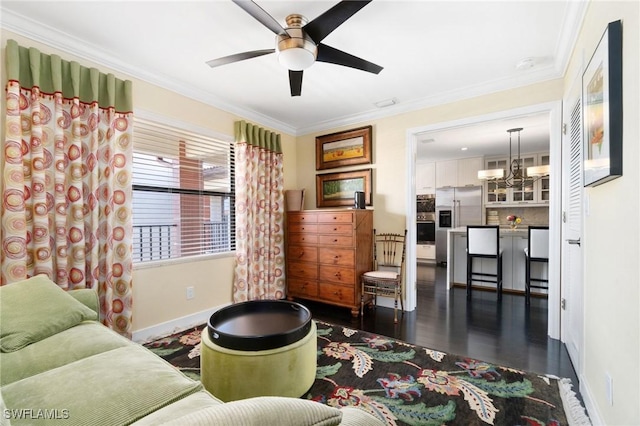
304, 0, 372, 43
206, 49, 275, 68
289, 70, 303, 97
316, 44, 383, 74
232, 0, 289, 37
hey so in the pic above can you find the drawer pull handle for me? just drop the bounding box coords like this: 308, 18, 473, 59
333, 239, 338, 242
333, 291, 341, 296
298, 251, 305, 258
333, 217, 337, 220
333, 228, 338, 231
334, 272, 341, 278
334, 255, 340, 259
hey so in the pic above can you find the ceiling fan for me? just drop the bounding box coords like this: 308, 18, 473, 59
206, 0, 383, 97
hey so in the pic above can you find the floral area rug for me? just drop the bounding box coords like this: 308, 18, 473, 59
143, 320, 590, 426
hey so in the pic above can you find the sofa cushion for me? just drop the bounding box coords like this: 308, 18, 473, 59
0, 322, 131, 386
160, 396, 344, 426
68, 288, 100, 314
131, 391, 223, 425
0, 275, 98, 352
2, 344, 203, 426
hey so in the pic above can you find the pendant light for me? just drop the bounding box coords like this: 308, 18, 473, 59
477, 127, 549, 187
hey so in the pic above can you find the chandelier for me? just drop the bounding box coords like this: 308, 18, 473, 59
477, 127, 549, 188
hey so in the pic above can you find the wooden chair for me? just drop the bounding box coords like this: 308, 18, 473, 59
524, 226, 549, 305
466, 225, 503, 300
360, 229, 407, 323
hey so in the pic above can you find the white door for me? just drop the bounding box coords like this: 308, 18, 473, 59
561, 81, 584, 374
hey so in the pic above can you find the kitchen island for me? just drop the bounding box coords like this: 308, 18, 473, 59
445, 226, 548, 296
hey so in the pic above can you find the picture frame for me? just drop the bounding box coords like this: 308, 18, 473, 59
582, 20, 623, 187
316, 169, 372, 208
316, 125, 372, 170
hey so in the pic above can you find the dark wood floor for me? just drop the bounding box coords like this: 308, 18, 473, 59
307, 262, 579, 387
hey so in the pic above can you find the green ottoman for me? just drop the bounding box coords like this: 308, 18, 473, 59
200, 301, 317, 402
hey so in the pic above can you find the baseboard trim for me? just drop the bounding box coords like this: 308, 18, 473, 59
132, 303, 230, 344
579, 374, 602, 425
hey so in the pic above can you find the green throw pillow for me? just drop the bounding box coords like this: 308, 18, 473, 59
0, 275, 98, 352
161, 397, 344, 426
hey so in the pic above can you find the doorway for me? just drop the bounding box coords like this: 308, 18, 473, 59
404, 101, 563, 339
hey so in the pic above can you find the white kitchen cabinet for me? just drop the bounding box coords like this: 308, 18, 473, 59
511, 155, 536, 204
511, 236, 528, 292
498, 236, 514, 290
484, 158, 509, 205
457, 157, 484, 187
484, 153, 548, 206
435, 159, 458, 188
416, 162, 436, 195
536, 154, 551, 203
452, 234, 467, 284
416, 244, 436, 260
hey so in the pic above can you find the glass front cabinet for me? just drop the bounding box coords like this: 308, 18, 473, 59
511, 156, 536, 203
485, 158, 508, 204
484, 153, 549, 206
537, 154, 550, 203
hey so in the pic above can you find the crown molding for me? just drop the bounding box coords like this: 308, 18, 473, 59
0, 7, 298, 136
553, 0, 589, 77
296, 64, 560, 136
2, 3, 586, 138
297, 1, 588, 136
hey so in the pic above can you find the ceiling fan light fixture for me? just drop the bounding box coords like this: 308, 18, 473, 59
277, 42, 317, 70
276, 14, 317, 71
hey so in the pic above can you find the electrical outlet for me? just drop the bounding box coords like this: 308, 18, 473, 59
605, 373, 613, 406
186, 286, 195, 300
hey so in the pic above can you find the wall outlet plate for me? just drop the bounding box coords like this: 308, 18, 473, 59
186, 286, 195, 300
605, 372, 613, 406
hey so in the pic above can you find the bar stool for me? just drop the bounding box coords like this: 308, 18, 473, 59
466, 225, 503, 300
524, 226, 549, 305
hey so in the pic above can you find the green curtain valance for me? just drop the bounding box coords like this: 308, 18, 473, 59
5, 39, 133, 112
235, 120, 282, 153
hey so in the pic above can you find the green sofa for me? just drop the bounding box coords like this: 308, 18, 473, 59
0, 276, 383, 426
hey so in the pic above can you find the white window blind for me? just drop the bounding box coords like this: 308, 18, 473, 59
132, 117, 235, 263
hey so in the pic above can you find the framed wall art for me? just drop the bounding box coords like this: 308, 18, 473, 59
316, 169, 372, 208
582, 19, 623, 187
315, 125, 372, 170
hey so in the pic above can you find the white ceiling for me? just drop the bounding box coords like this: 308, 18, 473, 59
415, 111, 552, 162
1, 1, 585, 159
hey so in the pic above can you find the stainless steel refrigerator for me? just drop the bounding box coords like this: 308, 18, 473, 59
435, 186, 483, 264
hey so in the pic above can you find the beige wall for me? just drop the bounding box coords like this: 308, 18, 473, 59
562, 2, 640, 424
295, 79, 563, 234
0, 29, 298, 333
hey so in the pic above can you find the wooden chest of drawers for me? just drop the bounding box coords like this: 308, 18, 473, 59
285, 209, 373, 316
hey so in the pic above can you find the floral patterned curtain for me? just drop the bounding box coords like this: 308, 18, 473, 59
233, 121, 285, 301
1, 40, 134, 338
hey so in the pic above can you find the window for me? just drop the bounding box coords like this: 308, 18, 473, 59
132, 117, 235, 263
